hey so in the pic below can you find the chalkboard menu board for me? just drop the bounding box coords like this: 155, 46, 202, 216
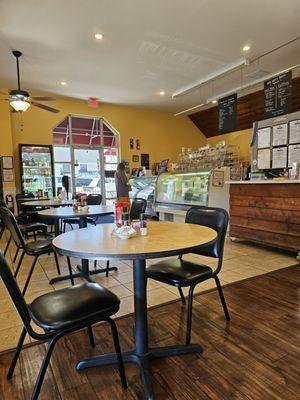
218, 93, 237, 132
264, 71, 292, 119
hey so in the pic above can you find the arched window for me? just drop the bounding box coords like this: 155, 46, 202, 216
52, 114, 120, 204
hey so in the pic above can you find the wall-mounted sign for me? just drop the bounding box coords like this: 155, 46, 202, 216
218, 93, 237, 133
212, 170, 224, 187
2, 156, 13, 169
2, 169, 14, 182
132, 155, 139, 163
264, 71, 292, 119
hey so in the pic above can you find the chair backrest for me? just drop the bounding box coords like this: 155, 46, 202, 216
87, 194, 102, 205
16, 192, 34, 214
130, 198, 147, 220
0, 206, 25, 249
185, 206, 228, 270
0, 252, 31, 328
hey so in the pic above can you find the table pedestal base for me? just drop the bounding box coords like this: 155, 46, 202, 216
49, 263, 118, 285
76, 344, 202, 400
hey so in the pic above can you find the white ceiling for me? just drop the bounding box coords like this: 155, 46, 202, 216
0, 0, 300, 113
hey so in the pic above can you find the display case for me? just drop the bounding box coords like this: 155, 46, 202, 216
19, 144, 55, 196
154, 168, 230, 222
129, 176, 157, 216
155, 170, 210, 207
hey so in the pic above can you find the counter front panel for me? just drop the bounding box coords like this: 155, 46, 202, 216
229, 183, 300, 253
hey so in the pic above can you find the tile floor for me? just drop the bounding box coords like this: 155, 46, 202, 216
0, 227, 298, 353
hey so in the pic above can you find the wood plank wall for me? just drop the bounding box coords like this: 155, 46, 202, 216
189, 76, 300, 138
229, 183, 300, 253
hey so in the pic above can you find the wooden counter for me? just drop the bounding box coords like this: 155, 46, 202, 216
229, 181, 300, 253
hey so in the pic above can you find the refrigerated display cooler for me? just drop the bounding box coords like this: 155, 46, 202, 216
19, 144, 55, 196
129, 175, 157, 217
154, 167, 230, 222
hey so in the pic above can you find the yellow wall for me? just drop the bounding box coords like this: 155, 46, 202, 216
207, 128, 252, 162
5, 95, 206, 190
0, 90, 15, 190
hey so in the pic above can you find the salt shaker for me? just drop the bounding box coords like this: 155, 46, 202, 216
139, 213, 147, 236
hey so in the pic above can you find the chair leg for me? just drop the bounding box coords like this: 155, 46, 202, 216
87, 326, 95, 348
66, 256, 75, 285
4, 235, 12, 256
33, 231, 37, 241
178, 286, 186, 304
13, 246, 20, 263
63, 222, 66, 233
214, 275, 230, 321
7, 327, 27, 380
94, 260, 97, 269
22, 256, 38, 296
14, 250, 25, 278
106, 260, 110, 278
31, 336, 59, 400
186, 285, 196, 345
0, 226, 5, 242
53, 251, 61, 276
107, 318, 127, 389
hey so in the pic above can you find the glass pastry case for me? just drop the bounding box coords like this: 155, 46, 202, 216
129, 176, 157, 217
155, 170, 210, 207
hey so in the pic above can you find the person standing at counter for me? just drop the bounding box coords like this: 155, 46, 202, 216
115, 162, 131, 201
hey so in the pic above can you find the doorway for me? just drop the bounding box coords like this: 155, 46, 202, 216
53, 115, 120, 204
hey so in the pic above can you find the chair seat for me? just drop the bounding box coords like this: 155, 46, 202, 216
25, 238, 53, 254
146, 258, 213, 286
20, 222, 47, 233
29, 283, 120, 330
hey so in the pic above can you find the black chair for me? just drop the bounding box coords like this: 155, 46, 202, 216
15, 193, 38, 223
0, 252, 127, 400
146, 206, 230, 344
0, 206, 61, 296
103, 198, 147, 277
130, 197, 147, 220
63, 193, 103, 232
0, 200, 48, 260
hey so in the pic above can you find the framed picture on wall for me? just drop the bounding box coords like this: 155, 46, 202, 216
136, 139, 140, 150
2, 156, 13, 169
130, 138, 134, 150
132, 155, 139, 162
2, 169, 14, 182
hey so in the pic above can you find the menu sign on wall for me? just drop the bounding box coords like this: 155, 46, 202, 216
264, 71, 292, 119
218, 93, 237, 133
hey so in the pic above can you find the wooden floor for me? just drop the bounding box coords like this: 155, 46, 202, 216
0, 265, 299, 400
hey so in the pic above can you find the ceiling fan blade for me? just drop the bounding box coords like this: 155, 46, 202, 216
31, 96, 55, 101
31, 101, 60, 113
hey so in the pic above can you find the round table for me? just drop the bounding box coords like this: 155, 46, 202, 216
53, 221, 217, 400
22, 199, 73, 208
39, 205, 114, 283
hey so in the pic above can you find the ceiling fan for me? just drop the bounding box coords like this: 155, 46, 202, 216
0, 50, 60, 113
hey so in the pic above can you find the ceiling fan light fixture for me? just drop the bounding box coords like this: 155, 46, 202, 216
10, 99, 30, 112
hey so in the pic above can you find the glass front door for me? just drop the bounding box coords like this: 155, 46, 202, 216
73, 148, 102, 196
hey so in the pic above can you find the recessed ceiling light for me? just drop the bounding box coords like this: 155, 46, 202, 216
159, 91, 165, 96
242, 45, 251, 52
212, 100, 217, 104
60, 81, 67, 86
95, 33, 103, 40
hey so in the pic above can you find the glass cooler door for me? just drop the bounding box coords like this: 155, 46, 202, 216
19, 144, 55, 196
